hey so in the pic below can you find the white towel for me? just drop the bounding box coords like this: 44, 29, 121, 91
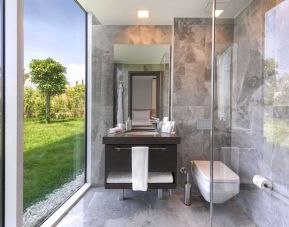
161, 121, 175, 133
108, 126, 123, 134
132, 146, 149, 191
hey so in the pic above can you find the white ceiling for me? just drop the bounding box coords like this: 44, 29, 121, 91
77, 0, 252, 25
113, 44, 170, 64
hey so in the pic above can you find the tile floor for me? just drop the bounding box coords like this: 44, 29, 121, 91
58, 188, 257, 227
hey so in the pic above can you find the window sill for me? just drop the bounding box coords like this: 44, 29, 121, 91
40, 183, 91, 227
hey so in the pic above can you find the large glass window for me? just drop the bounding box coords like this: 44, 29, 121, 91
23, 0, 86, 226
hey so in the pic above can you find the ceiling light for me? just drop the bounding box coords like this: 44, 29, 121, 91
215, 10, 224, 17
137, 10, 149, 18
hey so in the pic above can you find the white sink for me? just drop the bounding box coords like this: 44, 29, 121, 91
126, 131, 159, 136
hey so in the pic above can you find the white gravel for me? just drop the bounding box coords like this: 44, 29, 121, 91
23, 173, 85, 227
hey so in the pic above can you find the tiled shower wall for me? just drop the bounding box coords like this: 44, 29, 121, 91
90, 18, 171, 185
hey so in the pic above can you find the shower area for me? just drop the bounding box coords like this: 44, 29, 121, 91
210, 0, 289, 226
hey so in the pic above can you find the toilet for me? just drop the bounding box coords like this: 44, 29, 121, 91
191, 160, 240, 203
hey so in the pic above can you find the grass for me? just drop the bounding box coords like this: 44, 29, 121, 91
24, 118, 85, 210
264, 117, 289, 147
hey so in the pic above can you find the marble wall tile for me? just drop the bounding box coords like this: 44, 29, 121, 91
173, 18, 233, 186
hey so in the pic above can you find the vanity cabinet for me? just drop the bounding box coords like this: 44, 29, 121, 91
103, 132, 181, 189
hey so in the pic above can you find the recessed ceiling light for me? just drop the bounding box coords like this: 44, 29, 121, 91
215, 10, 224, 17
137, 10, 149, 18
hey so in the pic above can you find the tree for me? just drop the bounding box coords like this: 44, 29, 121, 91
29, 58, 67, 123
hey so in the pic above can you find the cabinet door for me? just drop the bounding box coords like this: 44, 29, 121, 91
105, 145, 131, 172
149, 145, 177, 172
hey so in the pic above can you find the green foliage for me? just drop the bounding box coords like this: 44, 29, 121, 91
29, 58, 68, 123
66, 84, 85, 118
24, 84, 85, 119
29, 58, 67, 96
24, 87, 45, 118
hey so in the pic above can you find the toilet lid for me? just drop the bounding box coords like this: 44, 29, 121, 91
191, 160, 240, 183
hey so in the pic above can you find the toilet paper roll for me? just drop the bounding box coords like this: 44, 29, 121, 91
253, 175, 272, 190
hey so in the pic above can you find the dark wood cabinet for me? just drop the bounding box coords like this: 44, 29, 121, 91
103, 132, 180, 190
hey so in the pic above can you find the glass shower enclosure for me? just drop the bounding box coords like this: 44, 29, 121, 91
212, 0, 289, 226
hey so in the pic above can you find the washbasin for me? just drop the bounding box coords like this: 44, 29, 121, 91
126, 131, 159, 136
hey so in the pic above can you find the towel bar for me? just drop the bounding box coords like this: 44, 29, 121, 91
114, 147, 167, 151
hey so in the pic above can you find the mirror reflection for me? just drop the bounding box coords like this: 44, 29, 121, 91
113, 44, 171, 128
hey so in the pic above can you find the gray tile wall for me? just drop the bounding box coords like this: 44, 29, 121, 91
90, 20, 171, 185
172, 18, 234, 187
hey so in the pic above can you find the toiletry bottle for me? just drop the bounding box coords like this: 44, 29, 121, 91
126, 117, 132, 131
125, 118, 129, 131
128, 117, 132, 131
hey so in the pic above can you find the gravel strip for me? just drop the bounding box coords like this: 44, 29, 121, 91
24, 173, 85, 227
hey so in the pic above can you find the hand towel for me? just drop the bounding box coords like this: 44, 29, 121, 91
132, 146, 149, 191
108, 126, 123, 134
161, 121, 176, 134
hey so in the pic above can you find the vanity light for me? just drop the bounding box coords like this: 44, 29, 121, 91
137, 10, 150, 18
215, 10, 224, 17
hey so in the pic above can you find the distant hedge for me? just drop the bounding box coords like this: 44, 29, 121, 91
24, 84, 85, 119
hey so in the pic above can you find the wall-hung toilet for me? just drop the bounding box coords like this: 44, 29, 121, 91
191, 160, 240, 203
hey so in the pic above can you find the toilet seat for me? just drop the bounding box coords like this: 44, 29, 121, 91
191, 160, 240, 203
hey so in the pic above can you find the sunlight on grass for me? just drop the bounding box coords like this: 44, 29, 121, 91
24, 118, 85, 209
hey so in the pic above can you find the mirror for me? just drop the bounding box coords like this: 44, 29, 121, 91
113, 44, 171, 128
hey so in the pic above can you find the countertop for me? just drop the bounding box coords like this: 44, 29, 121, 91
102, 131, 181, 145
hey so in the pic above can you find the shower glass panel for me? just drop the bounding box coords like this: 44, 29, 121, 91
212, 0, 289, 226
0, 0, 3, 225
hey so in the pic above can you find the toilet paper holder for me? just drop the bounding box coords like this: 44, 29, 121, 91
253, 175, 273, 190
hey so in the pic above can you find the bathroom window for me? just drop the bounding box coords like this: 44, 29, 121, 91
23, 0, 86, 226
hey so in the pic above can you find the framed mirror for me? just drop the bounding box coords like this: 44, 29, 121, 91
113, 44, 171, 128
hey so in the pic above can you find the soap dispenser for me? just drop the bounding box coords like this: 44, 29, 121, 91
126, 117, 132, 131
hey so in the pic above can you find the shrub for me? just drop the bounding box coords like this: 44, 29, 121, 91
24, 84, 85, 120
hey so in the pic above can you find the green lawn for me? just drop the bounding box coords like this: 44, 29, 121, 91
24, 118, 85, 210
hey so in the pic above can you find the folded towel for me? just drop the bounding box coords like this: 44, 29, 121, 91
106, 172, 173, 184
163, 117, 169, 122
161, 122, 170, 133
132, 146, 149, 191
108, 126, 123, 134
161, 121, 175, 134
157, 121, 163, 130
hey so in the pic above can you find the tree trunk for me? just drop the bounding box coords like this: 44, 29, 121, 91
45, 93, 51, 124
